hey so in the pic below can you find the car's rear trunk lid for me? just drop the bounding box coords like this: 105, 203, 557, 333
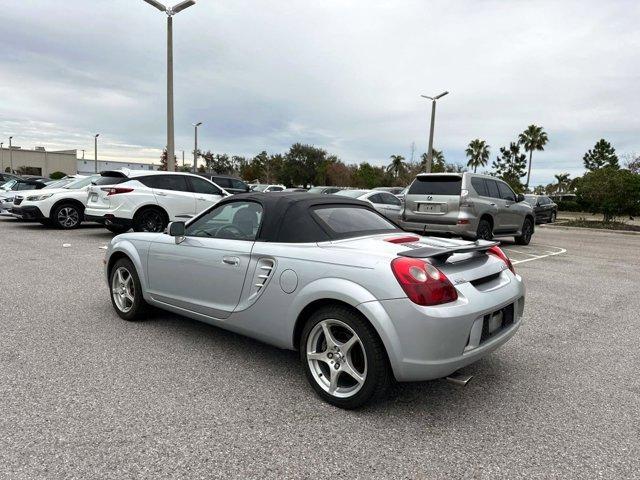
404, 174, 462, 224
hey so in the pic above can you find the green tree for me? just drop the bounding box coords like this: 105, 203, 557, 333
518, 125, 548, 188
386, 155, 407, 179
353, 162, 388, 189
583, 139, 619, 171
159, 148, 177, 171
465, 139, 490, 173
492, 142, 527, 193
576, 168, 640, 221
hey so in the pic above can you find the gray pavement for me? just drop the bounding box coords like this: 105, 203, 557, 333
1, 217, 639, 479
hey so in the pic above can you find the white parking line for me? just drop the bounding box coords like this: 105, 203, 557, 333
510, 247, 567, 265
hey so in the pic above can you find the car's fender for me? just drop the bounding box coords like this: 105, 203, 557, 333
287, 277, 403, 372
105, 238, 151, 294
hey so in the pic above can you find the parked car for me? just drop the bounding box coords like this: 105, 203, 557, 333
10, 175, 111, 228
524, 195, 558, 224
252, 184, 286, 193
1, 177, 52, 192
104, 192, 525, 408
85, 169, 229, 234
401, 173, 535, 245
0, 175, 83, 215
284, 188, 308, 192
306, 186, 343, 194
373, 186, 405, 195
0, 172, 21, 184
335, 189, 403, 223
205, 174, 251, 195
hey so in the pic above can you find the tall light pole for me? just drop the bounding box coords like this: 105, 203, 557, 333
9, 136, 13, 173
420, 91, 449, 173
0, 142, 3, 173
142, 0, 197, 172
94, 134, 100, 173
193, 122, 202, 173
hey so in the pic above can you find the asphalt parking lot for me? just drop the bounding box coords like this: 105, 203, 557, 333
1, 217, 639, 479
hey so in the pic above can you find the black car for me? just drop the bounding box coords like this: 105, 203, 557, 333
1, 177, 52, 192
206, 175, 251, 195
524, 195, 558, 224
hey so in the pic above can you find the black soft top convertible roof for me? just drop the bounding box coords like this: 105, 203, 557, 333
212, 192, 390, 243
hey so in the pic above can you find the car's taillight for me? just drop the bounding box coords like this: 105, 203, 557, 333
101, 187, 134, 196
385, 236, 420, 244
390, 257, 458, 306
488, 245, 515, 274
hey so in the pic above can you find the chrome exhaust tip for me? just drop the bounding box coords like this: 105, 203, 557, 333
445, 372, 474, 386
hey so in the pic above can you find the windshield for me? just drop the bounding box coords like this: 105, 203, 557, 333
307, 187, 326, 194
335, 190, 368, 198
44, 178, 75, 189
64, 176, 99, 189
524, 195, 537, 206
1, 179, 17, 190
253, 185, 268, 192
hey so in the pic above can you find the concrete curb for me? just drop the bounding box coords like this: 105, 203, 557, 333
539, 223, 640, 236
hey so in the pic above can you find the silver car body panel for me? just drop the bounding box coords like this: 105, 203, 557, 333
106, 227, 525, 382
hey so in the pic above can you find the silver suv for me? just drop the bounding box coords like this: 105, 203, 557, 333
400, 173, 535, 245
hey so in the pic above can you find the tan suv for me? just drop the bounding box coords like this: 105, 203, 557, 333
400, 173, 535, 244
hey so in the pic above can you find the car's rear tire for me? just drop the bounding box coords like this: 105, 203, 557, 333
51, 203, 83, 229
300, 305, 391, 409
476, 218, 493, 240
133, 208, 167, 233
549, 211, 557, 223
106, 224, 130, 234
515, 218, 534, 245
109, 258, 148, 321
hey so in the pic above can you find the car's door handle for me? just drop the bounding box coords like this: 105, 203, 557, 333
197, 197, 207, 201
156, 191, 167, 197
222, 256, 240, 266
490, 203, 496, 206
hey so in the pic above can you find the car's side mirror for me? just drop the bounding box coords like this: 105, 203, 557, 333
517, 193, 525, 202
168, 221, 186, 244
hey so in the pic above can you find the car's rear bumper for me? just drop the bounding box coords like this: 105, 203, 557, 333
358, 272, 525, 382
85, 213, 133, 229
10, 205, 45, 220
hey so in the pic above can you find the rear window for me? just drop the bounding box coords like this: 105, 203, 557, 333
408, 176, 462, 195
93, 176, 126, 186
312, 206, 397, 237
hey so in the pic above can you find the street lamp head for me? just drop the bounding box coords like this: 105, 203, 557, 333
170, 0, 196, 14
142, 0, 167, 12
420, 95, 433, 100
95, 134, 100, 138
194, 122, 203, 127
434, 91, 449, 99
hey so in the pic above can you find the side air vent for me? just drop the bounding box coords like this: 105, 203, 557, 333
250, 258, 276, 300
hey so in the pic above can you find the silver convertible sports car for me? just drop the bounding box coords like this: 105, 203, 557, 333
104, 193, 525, 408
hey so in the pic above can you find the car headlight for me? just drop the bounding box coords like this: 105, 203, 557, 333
26, 193, 54, 201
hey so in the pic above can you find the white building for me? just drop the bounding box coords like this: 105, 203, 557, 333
77, 159, 158, 175
0, 146, 77, 177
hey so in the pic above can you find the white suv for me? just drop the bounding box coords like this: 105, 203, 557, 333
10, 175, 110, 229
85, 169, 229, 233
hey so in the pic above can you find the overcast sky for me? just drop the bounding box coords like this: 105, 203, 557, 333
0, 0, 638, 185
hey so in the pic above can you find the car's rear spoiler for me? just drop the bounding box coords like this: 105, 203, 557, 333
398, 240, 500, 261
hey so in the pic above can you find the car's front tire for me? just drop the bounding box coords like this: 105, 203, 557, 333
300, 305, 391, 409
51, 203, 82, 229
549, 211, 557, 223
109, 258, 148, 321
515, 217, 534, 245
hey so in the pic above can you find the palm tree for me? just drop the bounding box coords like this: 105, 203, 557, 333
387, 155, 407, 178
518, 125, 548, 189
465, 139, 490, 173
554, 173, 570, 193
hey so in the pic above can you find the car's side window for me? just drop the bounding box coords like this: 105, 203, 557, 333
140, 175, 189, 192
497, 182, 516, 202
186, 201, 263, 241
471, 177, 489, 197
269, 186, 284, 192
231, 179, 247, 190
368, 193, 384, 204
381, 193, 401, 206
486, 179, 501, 199
189, 177, 222, 195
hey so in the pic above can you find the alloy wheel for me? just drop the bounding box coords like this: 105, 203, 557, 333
141, 210, 164, 232
523, 220, 533, 242
57, 207, 79, 228
306, 319, 367, 399
111, 267, 135, 313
